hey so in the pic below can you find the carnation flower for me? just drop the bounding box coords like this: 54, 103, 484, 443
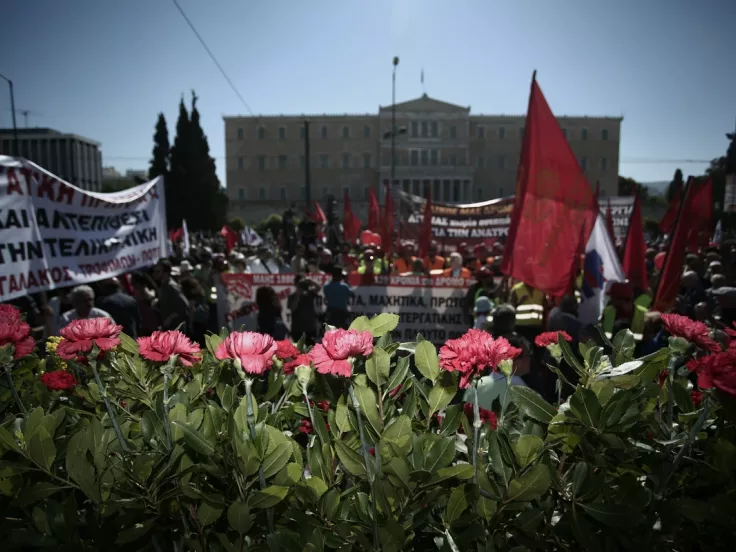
137, 330, 201, 366
215, 331, 277, 375
283, 353, 311, 375
439, 329, 521, 388
308, 329, 373, 378
56, 318, 122, 360
661, 313, 720, 352
275, 339, 300, 361
686, 349, 736, 397
691, 389, 703, 407
0, 304, 22, 323
0, 319, 35, 359
534, 331, 572, 348
40, 370, 78, 391
464, 402, 498, 430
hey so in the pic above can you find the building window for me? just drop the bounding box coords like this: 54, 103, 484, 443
600, 157, 608, 171
280, 187, 287, 200
430, 150, 438, 166
278, 126, 286, 140
258, 127, 266, 140
410, 150, 419, 166
342, 126, 350, 139
300, 155, 305, 169
363, 153, 371, 168
450, 125, 457, 139
259, 187, 266, 200
342, 153, 351, 169
477, 126, 485, 138
498, 127, 506, 139
411, 121, 418, 137
498, 155, 506, 169
321, 125, 328, 139
278, 155, 288, 169
420, 150, 429, 165
453, 181, 461, 202
601, 129, 609, 141
580, 156, 588, 170
431, 121, 438, 137
363, 125, 371, 138
236, 156, 244, 170
433, 180, 441, 200
320, 154, 329, 169
421, 121, 428, 138
581, 128, 588, 140
237, 127, 244, 140
257, 155, 266, 171
410, 180, 419, 196
450, 154, 457, 166
238, 188, 245, 200
300, 126, 306, 139
477, 157, 485, 169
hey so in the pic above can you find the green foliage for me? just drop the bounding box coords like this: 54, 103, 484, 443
228, 217, 245, 233
1, 318, 735, 551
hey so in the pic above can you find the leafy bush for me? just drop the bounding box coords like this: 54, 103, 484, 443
1, 310, 735, 551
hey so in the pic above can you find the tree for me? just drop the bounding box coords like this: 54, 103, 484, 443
101, 178, 137, 193
617, 176, 650, 201
148, 113, 170, 180
167, 97, 191, 229
666, 169, 684, 203
228, 217, 245, 233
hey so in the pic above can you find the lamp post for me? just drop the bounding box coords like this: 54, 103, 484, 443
0, 73, 19, 156
391, 56, 399, 189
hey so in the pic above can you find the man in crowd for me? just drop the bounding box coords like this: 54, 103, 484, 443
97, 278, 141, 338
58, 285, 114, 331
153, 260, 191, 331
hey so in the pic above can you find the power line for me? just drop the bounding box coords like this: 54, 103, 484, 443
170, 0, 254, 115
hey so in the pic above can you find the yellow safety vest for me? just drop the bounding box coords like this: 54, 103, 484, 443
603, 302, 647, 341
511, 283, 544, 327
357, 259, 383, 275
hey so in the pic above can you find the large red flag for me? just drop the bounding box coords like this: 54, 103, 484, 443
622, 192, 648, 291
343, 190, 361, 243
500, 73, 597, 297
660, 185, 681, 234
686, 177, 713, 252
654, 178, 694, 312
381, 180, 395, 257
368, 187, 380, 232
220, 225, 238, 252
605, 199, 616, 243
418, 189, 433, 258
311, 200, 327, 224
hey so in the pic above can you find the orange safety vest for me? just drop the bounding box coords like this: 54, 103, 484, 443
424, 255, 446, 271
394, 257, 416, 274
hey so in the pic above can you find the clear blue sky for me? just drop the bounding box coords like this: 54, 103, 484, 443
1, 0, 733, 186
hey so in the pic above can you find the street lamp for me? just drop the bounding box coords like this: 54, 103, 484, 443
391, 56, 399, 189
0, 73, 19, 156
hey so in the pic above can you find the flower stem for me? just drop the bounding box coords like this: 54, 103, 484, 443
244, 378, 274, 533
303, 387, 320, 443
472, 383, 481, 485
163, 372, 172, 449
4, 365, 26, 415
349, 383, 380, 552
90, 358, 129, 453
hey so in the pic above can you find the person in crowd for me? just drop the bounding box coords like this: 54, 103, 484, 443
357, 249, 382, 276
306, 257, 324, 275
179, 260, 194, 279
324, 267, 354, 329
97, 277, 141, 338
58, 285, 115, 331
393, 243, 416, 274
490, 304, 532, 382
473, 296, 493, 329
291, 244, 308, 274
249, 245, 281, 274
547, 295, 582, 343
509, 280, 546, 345
470, 243, 492, 273
153, 260, 191, 331
130, 272, 161, 337
409, 259, 428, 276
180, 276, 210, 345
231, 254, 248, 274
443, 252, 472, 278
288, 275, 321, 345
423, 241, 446, 272
464, 267, 498, 326
255, 286, 288, 339
678, 270, 706, 319
318, 248, 336, 274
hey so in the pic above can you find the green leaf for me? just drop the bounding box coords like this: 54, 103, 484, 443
424, 437, 455, 473
311, 407, 331, 446
0, 425, 21, 453
439, 403, 463, 437
571, 462, 590, 498
25, 406, 44, 439
28, 427, 55, 471
169, 403, 187, 442
580, 503, 644, 527
66, 431, 98, 502
171, 421, 215, 457
386, 356, 411, 396
306, 476, 328, 499
335, 396, 350, 434
427, 379, 456, 417
559, 338, 586, 376
569, 387, 602, 429
320, 488, 341, 520
227, 501, 252, 533
353, 385, 383, 432
262, 442, 292, 479
612, 329, 636, 366
369, 313, 400, 337
119, 332, 139, 356
273, 462, 302, 487
219, 384, 235, 413
444, 485, 468, 525
382, 415, 413, 453
415, 341, 440, 382
250, 485, 289, 508
349, 316, 372, 333
205, 332, 223, 356
197, 502, 223, 526
509, 386, 556, 423
507, 464, 551, 501
334, 440, 366, 476
514, 435, 544, 467
13, 482, 66, 508
477, 496, 497, 521
431, 464, 475, 484
366, 347, 391, 386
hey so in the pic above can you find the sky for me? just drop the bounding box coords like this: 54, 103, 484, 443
1, 0, 734, 187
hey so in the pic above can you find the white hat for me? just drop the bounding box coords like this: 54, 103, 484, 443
180, 260, 194, 272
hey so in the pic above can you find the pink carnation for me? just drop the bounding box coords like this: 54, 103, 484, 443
283, 353, 311, 375
0, 320, 35, 358
534, 331, 572, 348
215, 331, 277, 375
275, 339, 300, 360
439, 329, 521, 388
0, 304, 22, 323
308, 329, 373, 378
137, 330, 202, 366
56, 318, 122, 360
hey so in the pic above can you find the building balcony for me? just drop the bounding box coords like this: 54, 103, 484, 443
379, 165, 475, 178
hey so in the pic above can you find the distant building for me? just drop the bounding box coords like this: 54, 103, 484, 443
223, 94, 622, 221
0, 127, 103, 191
125, 169, 148, 181
103, 166, 122, 180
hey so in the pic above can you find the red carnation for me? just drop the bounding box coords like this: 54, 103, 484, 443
283, 353, 311, 375
308, 329, 373, 378
691, 390, 703, 407
661, 313, 720, 352
215, 331, 277, 375
40, 370, 78, 391
439, 329, 521, 388
137, 330, 202, 366
56, 318, 122, 360
0, 304, 22, 323
0, 320, 35, 359
464, 402, 498, 430
534, 331, 572, 348
275, 339, 300, 361
687, 349, 736, 398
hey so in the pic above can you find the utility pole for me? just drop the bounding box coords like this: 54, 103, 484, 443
391, 56, 399, 189
304, 120, 311, 207
0, 73, 19, 156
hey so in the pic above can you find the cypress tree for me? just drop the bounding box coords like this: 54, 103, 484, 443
148, 113, 170, 180
167, 97, 191, 229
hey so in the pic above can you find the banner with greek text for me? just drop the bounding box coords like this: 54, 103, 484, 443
0, 156, 167, 301
220, 273, 470, 343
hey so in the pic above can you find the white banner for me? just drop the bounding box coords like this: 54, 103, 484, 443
0, 156, 167, 301
220, 273, 470, 343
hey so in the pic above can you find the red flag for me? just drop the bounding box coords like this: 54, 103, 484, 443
654, 178, 694, 312
368, 187, 380, 232
343, 190, 361, 243
605, 199, 616, 243
311, 200, 327, 224
169, 227, 183, 242
220, 225, 238, 252
382, 180, 395, 258
500, 73, 597, 297
418, 189, 433, 258
622, 192, 648, 291
686, 177, 713, 252
660, 185, 681, 233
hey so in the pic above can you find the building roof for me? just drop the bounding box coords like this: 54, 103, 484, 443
0, 127, 101, 146
379, 94, 470, 113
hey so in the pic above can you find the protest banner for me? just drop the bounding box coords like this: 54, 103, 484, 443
220, 273, 471, 343
0, 156, 167, 301
398, 190, 634, 252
